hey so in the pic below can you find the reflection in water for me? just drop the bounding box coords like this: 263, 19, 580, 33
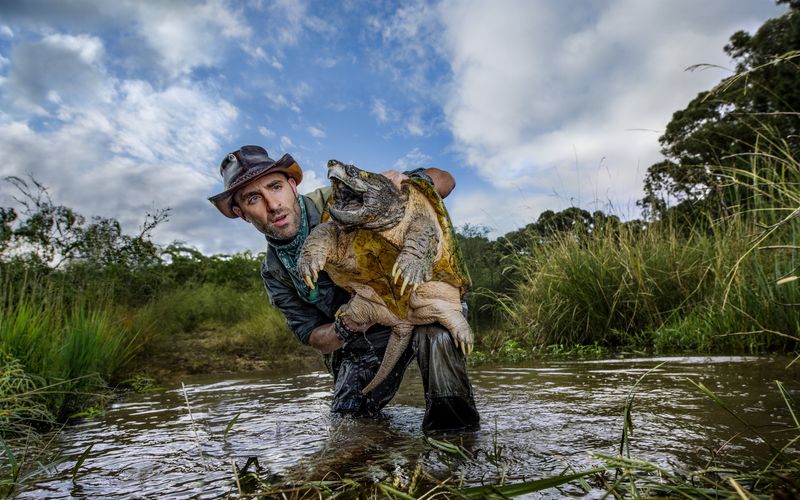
20, 356, 800, 498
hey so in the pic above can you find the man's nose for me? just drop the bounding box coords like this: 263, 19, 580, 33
264, 192, 281, 212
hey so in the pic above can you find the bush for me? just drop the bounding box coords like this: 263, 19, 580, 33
131, 284, 263, 338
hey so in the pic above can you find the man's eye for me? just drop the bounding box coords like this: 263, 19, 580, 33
247, 195, 259, 205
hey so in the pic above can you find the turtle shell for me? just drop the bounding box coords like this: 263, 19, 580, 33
320, 178, 470, 318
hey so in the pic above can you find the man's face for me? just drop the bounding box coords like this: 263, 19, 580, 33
232, 172, 301, 241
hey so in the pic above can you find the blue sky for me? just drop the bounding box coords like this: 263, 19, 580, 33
0, 0, 787, 255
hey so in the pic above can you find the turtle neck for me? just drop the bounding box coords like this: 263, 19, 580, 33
267, 194, 319, 304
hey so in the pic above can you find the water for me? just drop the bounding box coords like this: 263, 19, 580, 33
19, 356, 800, 498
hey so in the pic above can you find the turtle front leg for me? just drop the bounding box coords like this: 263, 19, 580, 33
297, 221, 337, 288
392, 218, 439, 295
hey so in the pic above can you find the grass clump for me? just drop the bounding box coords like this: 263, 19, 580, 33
0, 286, 140, 428
500, 187, 799, 354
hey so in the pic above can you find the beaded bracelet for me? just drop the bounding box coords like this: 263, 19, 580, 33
333, 316, 361, 344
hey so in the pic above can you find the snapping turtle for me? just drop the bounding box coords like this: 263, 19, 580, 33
297, 160, 473, 394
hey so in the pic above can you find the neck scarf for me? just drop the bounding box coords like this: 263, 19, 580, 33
268, 194, 319, 304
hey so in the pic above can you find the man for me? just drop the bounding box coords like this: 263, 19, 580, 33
209, 145, 480, 432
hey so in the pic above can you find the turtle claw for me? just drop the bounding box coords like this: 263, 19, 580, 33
304, 275, 315, 289
400, 276, 409, 296
312, 269, 318, 283
392, 262, 399, 283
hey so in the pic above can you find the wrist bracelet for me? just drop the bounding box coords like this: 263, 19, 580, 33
334, 316, 360, 344
404, 168, 434, 186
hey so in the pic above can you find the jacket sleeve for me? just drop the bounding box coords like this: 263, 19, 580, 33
261, 261, 329, 345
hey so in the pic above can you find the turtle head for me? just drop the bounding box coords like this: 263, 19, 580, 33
327, 159, 407, 230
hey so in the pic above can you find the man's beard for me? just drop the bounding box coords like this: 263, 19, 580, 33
254, 197, 302, 241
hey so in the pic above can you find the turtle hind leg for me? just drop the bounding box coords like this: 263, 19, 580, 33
409, 282, 474, 354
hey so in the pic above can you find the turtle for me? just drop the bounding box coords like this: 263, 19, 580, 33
297, 159, 473, 394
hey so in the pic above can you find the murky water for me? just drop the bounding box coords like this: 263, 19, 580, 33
19, 356, 800, 498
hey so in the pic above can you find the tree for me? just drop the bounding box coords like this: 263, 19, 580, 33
1, 175, 168, 269
641, 1, 800, 220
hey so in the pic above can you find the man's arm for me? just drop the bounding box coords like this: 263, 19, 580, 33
382, 168, 456, 199
308, 323, 341, 353
308, 313, 373, 353
423, 168, 455, 198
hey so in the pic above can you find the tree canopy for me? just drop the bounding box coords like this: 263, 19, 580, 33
641, 0, 800, 220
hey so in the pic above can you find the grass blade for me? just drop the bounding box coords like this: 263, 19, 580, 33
223, 412, 241, 440
71, 444, 92, 483
459, 468, 605, 498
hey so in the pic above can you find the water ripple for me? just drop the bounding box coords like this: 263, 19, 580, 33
17, 356, 799, 498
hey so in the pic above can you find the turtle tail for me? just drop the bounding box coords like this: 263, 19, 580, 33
361, 324, 414, 395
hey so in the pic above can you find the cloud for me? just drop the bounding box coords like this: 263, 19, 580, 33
314, 56, 339, 68
394, 148, 432, 170
0, 25, 12, 38
307, 125, 326, 139
5, 33, 111, 114
298, 168, 326, 195
0, 34, 240, 254
370, 98, 397, 124
259, 126, 276, 138
130, 0, 250, 78
447, 189, 543, 236
0, 1, 254, 78
266, 92, 302, 113
435, 0, 785, 210
280, 135, 295, 150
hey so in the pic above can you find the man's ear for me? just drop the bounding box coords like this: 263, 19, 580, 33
232, 205, 250, 223
288, 178, 298, 197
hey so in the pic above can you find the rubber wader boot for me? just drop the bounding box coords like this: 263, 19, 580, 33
415, 325, 480, 433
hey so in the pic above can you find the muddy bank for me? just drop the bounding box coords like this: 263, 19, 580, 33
129, 328, 322, 383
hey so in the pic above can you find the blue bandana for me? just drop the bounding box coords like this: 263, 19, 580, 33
268, 195, 319, 304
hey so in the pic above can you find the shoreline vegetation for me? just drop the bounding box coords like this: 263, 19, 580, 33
3, 4, 800, 497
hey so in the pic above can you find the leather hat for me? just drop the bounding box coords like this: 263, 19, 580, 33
208, 145, 302, 218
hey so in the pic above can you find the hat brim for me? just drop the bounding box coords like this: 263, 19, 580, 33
208, 157, 302, 218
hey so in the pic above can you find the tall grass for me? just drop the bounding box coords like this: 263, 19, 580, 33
0, 278, 141, 429
502, 130, 800, 353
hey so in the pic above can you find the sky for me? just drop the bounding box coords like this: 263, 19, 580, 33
0, 0, 788, 255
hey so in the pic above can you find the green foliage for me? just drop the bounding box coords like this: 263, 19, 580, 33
0, 287, 140, 422
543, 343, 609, 358
500, 176, 800, 352
0, 351, 55, 436
497, 339, 528, 363
455, 224, 510, 329
59, 308, 139, 382
505, 222, 713, 348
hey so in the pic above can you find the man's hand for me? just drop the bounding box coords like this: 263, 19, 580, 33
381, 169, 408, 191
